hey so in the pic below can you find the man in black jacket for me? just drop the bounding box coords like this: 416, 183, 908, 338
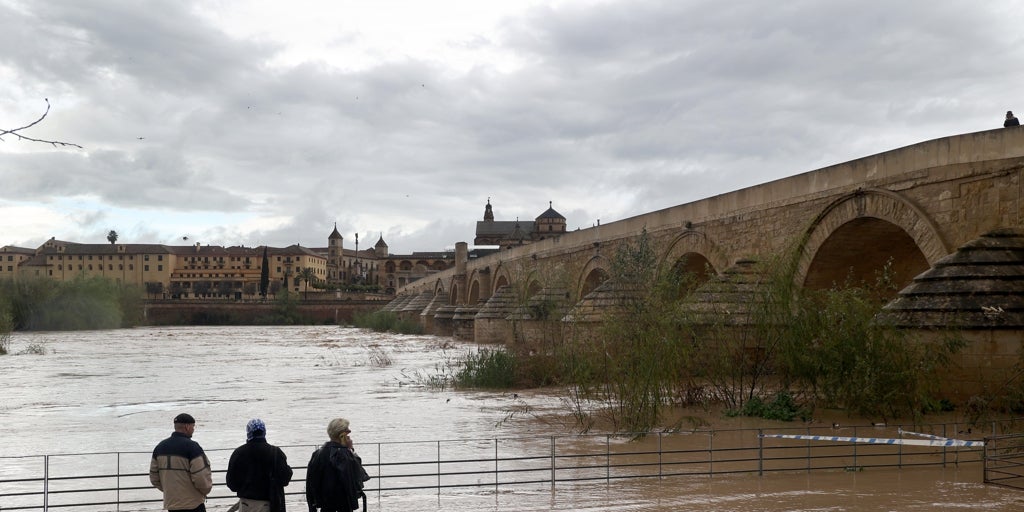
1005, 110, 1020, 127
226, 419, 293, 512
305, 418, 368, 512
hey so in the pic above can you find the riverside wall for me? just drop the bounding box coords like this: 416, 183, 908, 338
142, 299, 385, 325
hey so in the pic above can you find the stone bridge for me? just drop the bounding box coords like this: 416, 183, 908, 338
385, 128, 1024, 397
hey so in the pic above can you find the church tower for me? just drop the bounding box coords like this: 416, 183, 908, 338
374, 233, 389, 257
328, 223, 344, 282
535, 201, 566, 235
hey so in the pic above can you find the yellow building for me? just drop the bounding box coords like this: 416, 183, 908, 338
1, 226, 459, 298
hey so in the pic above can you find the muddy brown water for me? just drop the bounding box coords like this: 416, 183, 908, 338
2, 325, 1023, 510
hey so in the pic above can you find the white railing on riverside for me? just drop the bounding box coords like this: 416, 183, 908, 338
1, 420, 1019, 512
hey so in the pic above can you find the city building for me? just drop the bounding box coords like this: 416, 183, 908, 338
474, 199, 567, 248
0, 226, 457, 298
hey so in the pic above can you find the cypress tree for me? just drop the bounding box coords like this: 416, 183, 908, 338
259, 247, 270, 298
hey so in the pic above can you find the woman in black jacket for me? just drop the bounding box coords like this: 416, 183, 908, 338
226, 419, 293, 512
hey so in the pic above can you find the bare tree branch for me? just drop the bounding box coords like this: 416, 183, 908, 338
0, 98, 83, 149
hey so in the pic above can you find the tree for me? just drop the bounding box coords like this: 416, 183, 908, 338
298, 267, 316, 299
144, 281, 163, 298
259, 247, 270, 299
216, 280, 234, 298
1, 99, 82, 148
107, 230, 118, 245
243, 281, 258, 299
192, 281, 212, 297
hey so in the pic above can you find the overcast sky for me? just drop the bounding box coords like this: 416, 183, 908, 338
1, 0, 1020, 254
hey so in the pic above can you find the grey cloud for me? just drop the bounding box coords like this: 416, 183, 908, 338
4, 0, 1024, 254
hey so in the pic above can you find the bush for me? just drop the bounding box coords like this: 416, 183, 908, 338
454, 348, 517, 388
726, 391, 808, 421
17, 342, 46, 355
0, 311, 11, 355
351, 310, 424, 334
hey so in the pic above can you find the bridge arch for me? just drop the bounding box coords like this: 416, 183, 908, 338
449, 281, 461, 305
577, 255, 610, 298
525, 278, 542, 298
432, 279, 446, 297
661, 230, 726, 292
492, 265, 513, 296
465, 268, 486, 304
798, 188, 950, 294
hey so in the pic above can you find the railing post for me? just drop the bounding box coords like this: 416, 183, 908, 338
44, 454, 49, 512
494, 439, 498, 493
942, 424, 948, 467
708, 428, 714, 475
606, 435, 611, 483
806, 426, 811, 473
898, 424, 903, 468
117, 451, 121, 512
852, 426, 857, 469
758, 429, 763, 477
550, 436, 556, 489
658, 432, 663, 480
436, 441, 441, 496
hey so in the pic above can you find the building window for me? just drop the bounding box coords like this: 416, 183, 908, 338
144, 255, 150, 261
88, 265, 93, 271
158, 255, 163, 261
129, 264, 134, 270
158, 265, 163, 271
108, 264, 113, 270
6, 266, 11, 271
144, 265, 150, 272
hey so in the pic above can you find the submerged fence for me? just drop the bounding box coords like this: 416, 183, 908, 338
984, 432, 1024, 490
1, 419, 1021, 511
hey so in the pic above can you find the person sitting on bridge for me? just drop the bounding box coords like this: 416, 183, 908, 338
1005, 110, 1020, 127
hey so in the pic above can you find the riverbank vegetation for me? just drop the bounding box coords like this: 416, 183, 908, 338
447, 232, 971, 433
0, 302, 11, 355
0, 276, 144, 333
351, 310, 424, 334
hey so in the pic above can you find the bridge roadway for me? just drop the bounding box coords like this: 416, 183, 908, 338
389, 127, 1024, 397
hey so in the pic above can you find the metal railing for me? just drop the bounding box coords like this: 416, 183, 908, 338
1, 419, 1020, 511
985, 432, 1024, 490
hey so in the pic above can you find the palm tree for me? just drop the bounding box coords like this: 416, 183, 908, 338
298, 267, 316, 299
107, 230, 118, 244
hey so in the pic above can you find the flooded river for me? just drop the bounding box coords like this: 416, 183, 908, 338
2, 325, 1022, 510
